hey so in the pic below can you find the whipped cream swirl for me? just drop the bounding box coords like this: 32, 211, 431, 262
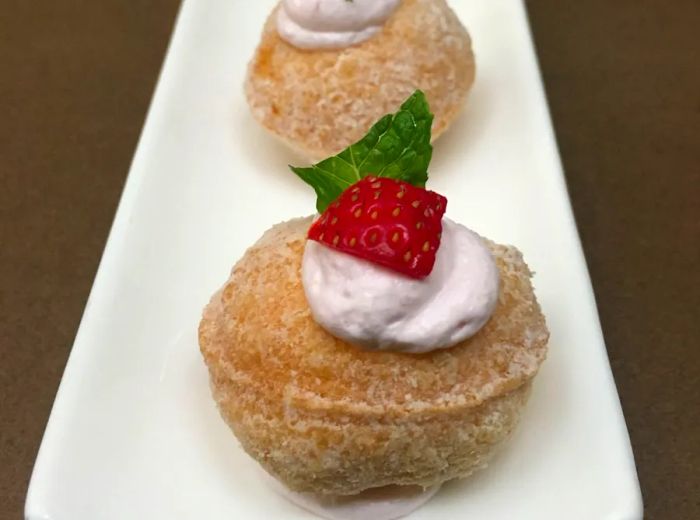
277, 0, 401, 50
302, 218, 500, 354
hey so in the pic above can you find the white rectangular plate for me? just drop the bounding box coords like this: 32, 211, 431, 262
26, 1, 643, 518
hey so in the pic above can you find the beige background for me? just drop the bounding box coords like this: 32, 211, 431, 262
1, 1, 698, 518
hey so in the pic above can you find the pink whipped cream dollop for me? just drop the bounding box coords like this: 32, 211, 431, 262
302, 218, 500, 354
277, 0, 401, 49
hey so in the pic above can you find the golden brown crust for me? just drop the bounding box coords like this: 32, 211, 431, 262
245, 0, 476, 160
199, 217, 548, 495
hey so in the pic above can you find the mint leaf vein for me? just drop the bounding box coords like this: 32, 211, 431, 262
290, 90, 434, 213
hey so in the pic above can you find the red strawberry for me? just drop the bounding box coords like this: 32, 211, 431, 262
307, 177, 447, 279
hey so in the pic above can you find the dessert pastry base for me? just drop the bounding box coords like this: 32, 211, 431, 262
245, 0, 475, 159
199, 217, 548, 495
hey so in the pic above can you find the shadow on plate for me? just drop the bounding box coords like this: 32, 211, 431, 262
431, 78, 494, 175
236, 110, 310, 190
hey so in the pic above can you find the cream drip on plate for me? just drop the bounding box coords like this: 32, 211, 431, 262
302, 218, 500, 354
277, 0, 401, 50
262, 466, 440, 520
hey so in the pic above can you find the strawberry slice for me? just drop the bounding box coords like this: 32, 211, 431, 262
307, 177, 447, 279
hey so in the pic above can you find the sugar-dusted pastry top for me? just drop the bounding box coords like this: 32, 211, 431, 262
202, 217, 548, 412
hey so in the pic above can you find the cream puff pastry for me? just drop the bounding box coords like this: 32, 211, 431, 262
245, 0, 475, 159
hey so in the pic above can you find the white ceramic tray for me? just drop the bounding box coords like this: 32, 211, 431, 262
26, 1, 643, 518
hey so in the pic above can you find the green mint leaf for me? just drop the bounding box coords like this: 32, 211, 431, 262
290, 90, 434, 213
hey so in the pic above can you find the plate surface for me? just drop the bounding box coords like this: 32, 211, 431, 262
26, 1, 643, 518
